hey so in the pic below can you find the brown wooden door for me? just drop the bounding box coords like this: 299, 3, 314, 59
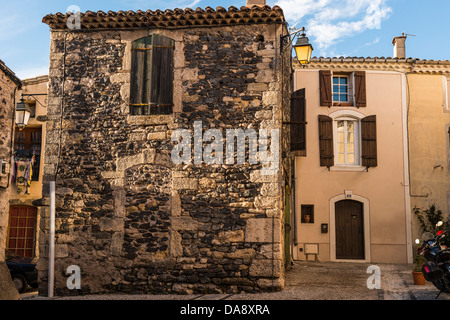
7, 206, 37, 258
335, 200, 364, 260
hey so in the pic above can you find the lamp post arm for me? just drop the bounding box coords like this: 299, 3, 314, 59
20, 93, 47, 108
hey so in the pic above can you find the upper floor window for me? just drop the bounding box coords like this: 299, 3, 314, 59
14, 127, 42, 182
130, 34, 175, 116
319, 111, 377, 170
335, 118, 359, 166
333, 76, 351, 104
320, 70, 366, 108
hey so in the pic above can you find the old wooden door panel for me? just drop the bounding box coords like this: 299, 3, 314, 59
335, 200, 364, 260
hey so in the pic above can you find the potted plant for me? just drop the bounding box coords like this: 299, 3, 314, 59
412, 250, 426, 285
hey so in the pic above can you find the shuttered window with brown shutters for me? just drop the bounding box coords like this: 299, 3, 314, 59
318, 115, 334, 167
290, 88, 306, 154
361, 115, 377, 167
319, 70, 367, 108
319, 70, 332, 107
130, 35, 175, 115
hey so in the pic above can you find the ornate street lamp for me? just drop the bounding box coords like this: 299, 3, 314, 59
293, 28, 314, 66
15, 98, 31, 130
281, 27, 314, 66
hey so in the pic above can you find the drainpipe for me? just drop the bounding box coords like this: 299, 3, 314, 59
48, 181, 55, 298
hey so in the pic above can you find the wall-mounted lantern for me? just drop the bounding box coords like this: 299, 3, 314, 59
293, 28, 314, 66
15, 98, 31, 130
281, 27, 314, 66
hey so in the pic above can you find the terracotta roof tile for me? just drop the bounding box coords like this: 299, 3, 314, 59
310, 56, 450, 64
42, 5, 285, 30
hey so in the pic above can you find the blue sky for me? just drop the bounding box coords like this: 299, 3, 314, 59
1, 0, 449, 79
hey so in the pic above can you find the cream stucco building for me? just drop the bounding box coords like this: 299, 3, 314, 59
407, 66, 450, 242
291, 54, 450, 264
6, 75, 47, 264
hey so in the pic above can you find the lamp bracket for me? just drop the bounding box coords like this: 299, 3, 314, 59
280, 27, 305, 53
20, 93, 47, 108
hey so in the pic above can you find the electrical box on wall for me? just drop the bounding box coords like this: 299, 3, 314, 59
321, 223, 328, 234
0, 159, 8, 175
0, 160, 8, 188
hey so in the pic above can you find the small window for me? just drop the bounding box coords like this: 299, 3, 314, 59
301, 205, 314, 224
130, 35, 175, 116
333, 76, 349, 103
14, 128, 42, 181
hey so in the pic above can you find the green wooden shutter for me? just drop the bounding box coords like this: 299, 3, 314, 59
361, 115, 377, 167
291, 88, 306, 153
318, 115, 334, 167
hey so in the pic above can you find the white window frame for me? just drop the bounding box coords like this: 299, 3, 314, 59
329, 110, 366, 172
333, 117, 361, 166
332, 73, 355, 106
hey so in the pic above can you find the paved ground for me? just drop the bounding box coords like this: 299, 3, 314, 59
21, 261, 449, 301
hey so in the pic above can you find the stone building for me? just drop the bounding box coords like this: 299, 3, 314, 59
0, 59, 22, 299
39, 1, 294, 295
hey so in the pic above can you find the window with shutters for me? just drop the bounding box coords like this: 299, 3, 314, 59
130, 35, 175, 116
318, 111, 377, 170
320, 70, 366, 108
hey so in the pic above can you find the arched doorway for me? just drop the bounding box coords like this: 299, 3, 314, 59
329, 194, 371, 262
335, 200, 364, 260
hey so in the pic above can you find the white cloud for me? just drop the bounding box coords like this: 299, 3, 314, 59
273, 0, 392, 56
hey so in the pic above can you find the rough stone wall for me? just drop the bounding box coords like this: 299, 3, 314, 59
0, 67, 20, 299
0, 69, 17, 259
40, 23, 290, 296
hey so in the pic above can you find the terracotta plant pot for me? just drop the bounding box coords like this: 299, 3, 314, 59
412, 271, 426, 285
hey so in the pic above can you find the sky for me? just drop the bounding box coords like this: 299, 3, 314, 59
1, 0, 449, 79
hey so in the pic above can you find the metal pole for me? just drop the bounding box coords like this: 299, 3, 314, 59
48, 181, 55, 298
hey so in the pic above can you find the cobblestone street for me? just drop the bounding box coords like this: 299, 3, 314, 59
22, 261, 449, 301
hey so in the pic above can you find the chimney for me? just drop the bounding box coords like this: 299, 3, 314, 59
246, 0, 266, 7
392, 35, 407, 59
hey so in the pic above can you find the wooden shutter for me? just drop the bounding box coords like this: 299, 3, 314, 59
130, 35, 174, 115
319, 70, 332, 107
291, 88, 306, 153
150, 34, 175, 115
354, 71, 367, 108
318, 115, 334, 167
361, 115, 377, 167
130, 36, 152, 115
